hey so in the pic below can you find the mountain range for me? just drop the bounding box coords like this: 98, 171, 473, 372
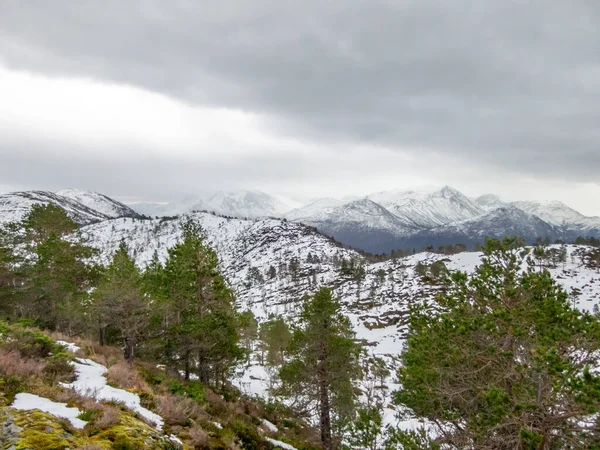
0, 187, 598, 253
0, 187, 599, 424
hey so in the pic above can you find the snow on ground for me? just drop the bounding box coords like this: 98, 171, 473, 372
60, 358, 164, 430
11, 393, 87, 429
57, 340, 81, 353
266, 437, 298, 450
262, 419, 279, 433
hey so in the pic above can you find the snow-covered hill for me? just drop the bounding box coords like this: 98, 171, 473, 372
57, 189, 142, 219
74, 212, 600, 424
0, 191, 112, 225
130, 190, 300, 219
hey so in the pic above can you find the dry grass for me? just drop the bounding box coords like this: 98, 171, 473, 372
189, 425, 209, 447
46, 330, 121, 366
106, 361, 151, 392
204, 388, 229, 417
0, 348, 46, 377
94, 404, 121, 429
155, 394, 204, 426
75, 445, 105, 450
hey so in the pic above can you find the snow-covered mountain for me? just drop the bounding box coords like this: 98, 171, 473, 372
57, 189, 142, 219
475, 194, 505, 211
368, 186, 485, 228
511, 200, 600, 233
130, 190, 300, 219
401, 206, 562, 249
288, 187, 599, 252
286, 198, 417, 254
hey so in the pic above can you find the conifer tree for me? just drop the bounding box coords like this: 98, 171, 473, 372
94, 242, 149, 361
18, 205, 97, 332
259, 317, 292, 366
394, 237, 600, 448
158, 219, 243, 386
279, 288, 363, 450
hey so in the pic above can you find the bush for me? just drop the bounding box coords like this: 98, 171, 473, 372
107, 361, 151, 391
0, 348, 45, 378
155, 394, 204, 426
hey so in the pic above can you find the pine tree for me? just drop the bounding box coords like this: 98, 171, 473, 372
394, 237, 600, 448
259, 318, 291, 366
279, 288, 363, 450
157, 219, 243, 386
93, 242, 150, 361
18, 205, 98, 332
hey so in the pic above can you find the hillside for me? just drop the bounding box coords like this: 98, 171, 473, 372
2, 195, 600, 442
0, 322, 317, 449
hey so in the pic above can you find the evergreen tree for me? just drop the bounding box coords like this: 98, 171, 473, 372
394, 237, 600, 448
18, 205, 97, 332
259, 317, 291, 366
157, 219, 243, 386
279, 288, 363, 450
93, 242, 150, 361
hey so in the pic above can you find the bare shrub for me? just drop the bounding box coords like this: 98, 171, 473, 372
204, 388, 228, 417
106, 361, 150, 391
189, 426, 209, 447
155, 394, 203, 426
0, 348, 45, 377
93, 404, 121, 429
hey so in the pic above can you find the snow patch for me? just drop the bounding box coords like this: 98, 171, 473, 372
11, 393, 87, 429
262, 419, 278, 433
56, 340, 81, 353
60, 358, 164, 430
266, 437, 298, 450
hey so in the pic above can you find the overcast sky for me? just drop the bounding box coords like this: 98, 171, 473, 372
0, 1, 598, 214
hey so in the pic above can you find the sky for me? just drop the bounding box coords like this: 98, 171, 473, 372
0, 1, 599, 215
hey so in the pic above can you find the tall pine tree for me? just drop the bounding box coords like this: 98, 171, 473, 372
279, 288, 363, 450
156, 219, 243, 386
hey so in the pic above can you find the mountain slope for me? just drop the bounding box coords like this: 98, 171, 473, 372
511, 200, 600, 233
368, 186, 485, 228
0, 191, 111, 225
285, 198, 417, 253
401, 206, 562, 249
57, 189, 142, 219
130, 190, 299, 219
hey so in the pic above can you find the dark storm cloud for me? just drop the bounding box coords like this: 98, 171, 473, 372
0, 0, 599, 182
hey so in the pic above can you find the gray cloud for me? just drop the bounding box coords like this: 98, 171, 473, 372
0, 0, 598, 205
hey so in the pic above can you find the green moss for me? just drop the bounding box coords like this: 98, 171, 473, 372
16, 429, 70, 450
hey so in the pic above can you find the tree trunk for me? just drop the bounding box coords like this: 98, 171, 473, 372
318, 360, 332, 450
184, 349, 191, 381
124, 336, 136, 362
99, 326, 106, 346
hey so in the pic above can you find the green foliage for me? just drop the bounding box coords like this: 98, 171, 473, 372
343, 407, 383, 450
279, 288, 363, 448
259, 318, 291, 366
395, 237, 600, 448
13, 204, 99, 332
93, 241, 150, 360
149, 219, 243, 386
22, 203, 78, 242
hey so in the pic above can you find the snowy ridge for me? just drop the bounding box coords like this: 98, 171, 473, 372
0, 191, 111, 225
368, 185, 485, 228
57, 189, 142, 219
